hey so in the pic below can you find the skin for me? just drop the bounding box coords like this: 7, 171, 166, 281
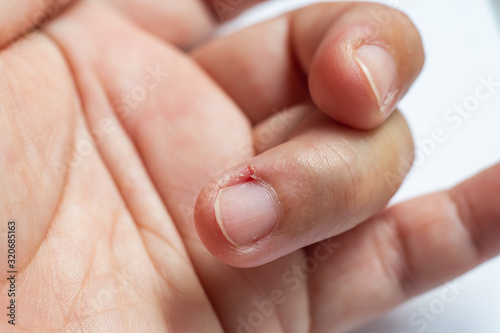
0, 1, 499, 332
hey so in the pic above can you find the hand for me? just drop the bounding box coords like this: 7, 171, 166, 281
0, 1, 498, 333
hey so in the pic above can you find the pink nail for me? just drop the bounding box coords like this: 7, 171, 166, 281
355, 44, 398, 114
214, 182, 279, 247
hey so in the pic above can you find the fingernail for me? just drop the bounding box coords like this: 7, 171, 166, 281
355, 44, 398, 114
214, 182, 279, 247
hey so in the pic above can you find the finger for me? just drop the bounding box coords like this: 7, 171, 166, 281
193, 2, 424, 128
203, 0, 266, 22
102, 0, 266, 48
102, 0, 214, 48
306, 162, 500, 332
252, 104, 310, 154
195, 108, 414, 267
0, 0, 75, 49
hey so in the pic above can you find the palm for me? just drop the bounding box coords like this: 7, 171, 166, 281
0, 1, 323, 331
3, 1, 498, 333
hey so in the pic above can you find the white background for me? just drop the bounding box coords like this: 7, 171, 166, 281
226, 0, 500, 332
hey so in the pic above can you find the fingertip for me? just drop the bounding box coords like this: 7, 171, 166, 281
194, 175, 231, 263
299, 4, 424, 129
195, 110, 413, 268
194, 166, 275, 268
309, 24, 397, 129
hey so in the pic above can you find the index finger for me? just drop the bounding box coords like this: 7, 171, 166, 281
193, 3, 425, 128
